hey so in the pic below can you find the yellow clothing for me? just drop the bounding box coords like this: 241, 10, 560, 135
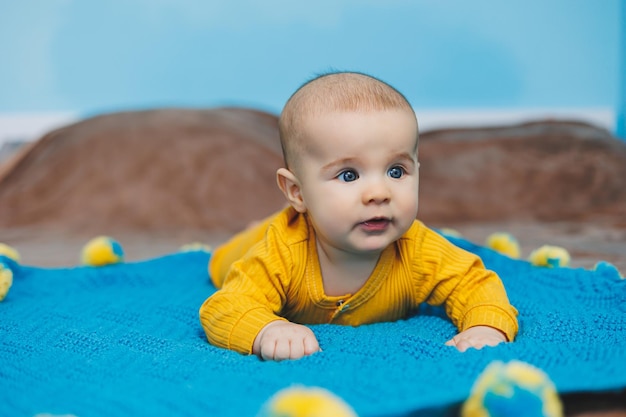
200, 207, 518, 354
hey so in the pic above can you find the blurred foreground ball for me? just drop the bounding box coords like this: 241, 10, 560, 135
0, 264, 13, 302
0, 243, 21, 262
81, 236, 124, 266
528, 245, 570, 268
0, 243, 20, 301
179, 242, 212, 253
486, 233, 521, 259
258, 386, 357, 417
462, 360, 562, 417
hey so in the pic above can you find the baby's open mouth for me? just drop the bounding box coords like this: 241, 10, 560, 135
360, 217, 391, 231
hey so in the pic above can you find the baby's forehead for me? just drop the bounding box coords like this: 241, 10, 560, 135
286, 72, 412, 113
279, 72, 417, 167
299, 107, 418, 135
301, 109, 418, 148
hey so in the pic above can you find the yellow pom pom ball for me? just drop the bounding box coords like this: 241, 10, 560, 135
0, 264, 13, 302
179, 242, 212, 253
258, 386, 357, 417
0, 243, 20, 302
81, 236, 125, 266
440, 228, 462, 238
462, 360, 562, 417
0, 242, 20, 262
529, 245, 570, 268
486, 233, 521, 259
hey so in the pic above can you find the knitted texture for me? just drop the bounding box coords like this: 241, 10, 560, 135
1, 237, 625, 417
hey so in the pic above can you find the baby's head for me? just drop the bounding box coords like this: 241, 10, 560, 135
278, 71, 417, 171
277, 72, 420, 255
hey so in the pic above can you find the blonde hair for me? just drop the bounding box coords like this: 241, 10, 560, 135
278, 71, 416, 168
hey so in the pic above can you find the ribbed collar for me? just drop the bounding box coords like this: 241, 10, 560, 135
305, 222, 395, 310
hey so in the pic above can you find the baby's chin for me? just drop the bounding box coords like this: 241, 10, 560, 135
347, 236, 399, 255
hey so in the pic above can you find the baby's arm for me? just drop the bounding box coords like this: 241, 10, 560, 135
253, 320, 320, 361
445, 325, 507, 352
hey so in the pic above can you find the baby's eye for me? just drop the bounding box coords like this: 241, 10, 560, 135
338, 170, 358, 182
388, 166, 405, 179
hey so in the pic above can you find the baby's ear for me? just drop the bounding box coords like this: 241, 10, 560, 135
276, 168, 307, 213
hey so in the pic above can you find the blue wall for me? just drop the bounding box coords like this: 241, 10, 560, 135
0, 1, 622, 133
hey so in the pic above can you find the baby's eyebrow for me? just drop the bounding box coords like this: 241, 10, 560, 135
320, 157, 358, 172
393, 152, 417, 166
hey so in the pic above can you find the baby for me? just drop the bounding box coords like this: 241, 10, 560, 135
200, 71, 518, 361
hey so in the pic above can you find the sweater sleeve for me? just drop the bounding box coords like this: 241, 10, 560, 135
199, 223, 294, 354
412, 226, 519, 341
208, 211, 278, 289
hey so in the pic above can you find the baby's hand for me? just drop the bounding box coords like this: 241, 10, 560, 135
445, 325, 507, 352
253, 320, 320, 361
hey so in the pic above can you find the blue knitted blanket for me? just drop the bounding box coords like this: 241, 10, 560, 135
1, 237, 625, 417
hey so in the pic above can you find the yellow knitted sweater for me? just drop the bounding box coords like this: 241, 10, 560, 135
200, 207, 518, 354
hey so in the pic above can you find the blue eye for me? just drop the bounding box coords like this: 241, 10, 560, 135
338, 170, 358, 182
388, 166, 405, 179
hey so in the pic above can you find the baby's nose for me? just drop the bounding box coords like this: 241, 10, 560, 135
362, 180, 391, 204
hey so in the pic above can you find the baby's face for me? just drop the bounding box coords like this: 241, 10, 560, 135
295, 109, 419, 256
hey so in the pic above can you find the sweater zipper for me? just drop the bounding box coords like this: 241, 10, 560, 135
330, 299, 350, 321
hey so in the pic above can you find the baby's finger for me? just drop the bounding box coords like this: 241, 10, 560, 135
303, 335, 320, 356
289, 340, 305, 360
273, 340, 291, 361
260, 340, 277, 361
483, 337, 503, 347
454, 339, 472, 352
